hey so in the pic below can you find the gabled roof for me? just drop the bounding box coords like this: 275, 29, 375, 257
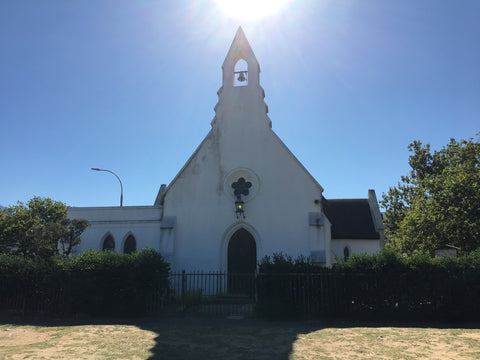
324, 199, 380, 240
270, 131, 323, 193
162, 126, 325, 199
162, 129, 213, 199
435, 244, 460, 250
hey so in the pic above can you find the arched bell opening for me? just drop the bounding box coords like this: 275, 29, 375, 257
233, 59, 248, 87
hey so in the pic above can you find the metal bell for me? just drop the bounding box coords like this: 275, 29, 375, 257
237, 71, 246, 82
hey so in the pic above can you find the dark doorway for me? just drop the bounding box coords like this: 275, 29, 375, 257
227, 228, 256, 295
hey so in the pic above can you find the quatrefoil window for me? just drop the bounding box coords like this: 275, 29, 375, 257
231, 177, 252, 200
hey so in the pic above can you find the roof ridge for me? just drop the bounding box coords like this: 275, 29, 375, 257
326, 198, 368, 201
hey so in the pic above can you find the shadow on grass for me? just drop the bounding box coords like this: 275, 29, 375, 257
141, 316, 318, 360
0, 313, 324, 359
1, 313, 479, 360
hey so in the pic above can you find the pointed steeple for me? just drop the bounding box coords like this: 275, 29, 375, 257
221, 26, 260, 88
212, 27, 271, 130
223, 27, 259, 69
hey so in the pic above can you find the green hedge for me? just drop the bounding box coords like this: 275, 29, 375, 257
257, 253, 326, 319
0, 248, 170, 316
258, 252, 323, 274
257, 249, 480, 321
332, 248, 480, 273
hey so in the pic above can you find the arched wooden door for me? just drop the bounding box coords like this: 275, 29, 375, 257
227, 228, 256, 295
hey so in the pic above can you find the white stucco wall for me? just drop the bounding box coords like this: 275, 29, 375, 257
162, 129, 326, 271
434, 248, 458, 258
330, 239, 381, 263
67, 206, 163, 254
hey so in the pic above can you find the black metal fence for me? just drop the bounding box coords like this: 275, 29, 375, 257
1, 271, 479, 320
0, 276, 65, 315
165, 271, 256, 317
256, 271, 480, 320
0, 272, 258, 317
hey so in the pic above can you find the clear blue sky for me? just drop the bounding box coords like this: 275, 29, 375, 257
1, 0, 479, 208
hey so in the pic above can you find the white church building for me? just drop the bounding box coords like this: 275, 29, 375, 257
68, 28, 384, 273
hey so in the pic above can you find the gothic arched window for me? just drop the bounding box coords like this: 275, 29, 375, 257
124, 234, 137, 254
343, 246, 350, 261
102, 234, 115, 251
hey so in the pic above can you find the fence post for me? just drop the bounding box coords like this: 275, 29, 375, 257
181, 270, 186, 297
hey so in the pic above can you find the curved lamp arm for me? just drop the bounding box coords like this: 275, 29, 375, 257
91, 168, 123, 207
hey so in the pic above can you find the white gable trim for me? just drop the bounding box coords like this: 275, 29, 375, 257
270, 129, 324, 194
162, 129, 213, 199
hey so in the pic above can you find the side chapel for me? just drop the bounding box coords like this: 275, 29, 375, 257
68, 28, 385, 272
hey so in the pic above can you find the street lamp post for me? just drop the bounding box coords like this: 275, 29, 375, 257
91, 168, 123, 207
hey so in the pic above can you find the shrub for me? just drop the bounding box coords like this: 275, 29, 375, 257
257, 253, 324, 319
256, 249, 480, 321
258, 252, 321, 274
0, 248, 170, 316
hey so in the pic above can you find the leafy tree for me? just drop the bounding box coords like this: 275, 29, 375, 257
381, 136, 480, 255
0, 197, 89, 258
58, 218, 90, 256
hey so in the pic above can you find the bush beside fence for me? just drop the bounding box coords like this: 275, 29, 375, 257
0, 248, 170, 316
1, 248, 480, 320
256, 249, 480, 320
256, 271, 480, 321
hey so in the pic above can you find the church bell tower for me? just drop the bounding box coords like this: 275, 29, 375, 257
211, 27, 271, 133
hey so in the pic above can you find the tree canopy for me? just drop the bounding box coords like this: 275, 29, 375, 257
0, 197, 89, 258
381, 136, 480, 255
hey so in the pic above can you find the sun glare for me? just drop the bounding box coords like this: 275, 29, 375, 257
214, 0, 290, 20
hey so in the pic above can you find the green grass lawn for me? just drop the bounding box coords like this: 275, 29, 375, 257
0, 317, 479, 359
